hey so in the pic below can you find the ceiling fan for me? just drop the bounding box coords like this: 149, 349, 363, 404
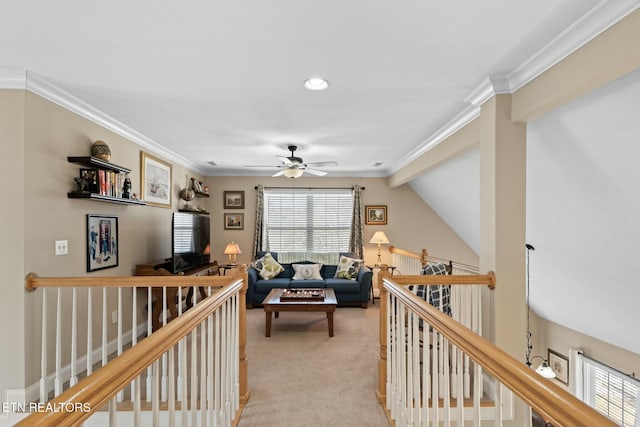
244, 145, 338, 178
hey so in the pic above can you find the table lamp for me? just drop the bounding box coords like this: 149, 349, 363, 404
223, 242, 242, 266
369, 231, 390, 265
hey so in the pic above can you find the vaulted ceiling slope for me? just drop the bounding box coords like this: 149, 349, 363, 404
408, 68, 640, 355
527, 68, 640, 355
1, 0, 633, 177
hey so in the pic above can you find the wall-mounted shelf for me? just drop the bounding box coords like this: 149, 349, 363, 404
68, 191, 146, 205
194, 191, 210, 198
67, 156, 131, 174
67, 156, 145, 206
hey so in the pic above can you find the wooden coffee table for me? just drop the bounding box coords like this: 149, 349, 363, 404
262, 288, 337, 337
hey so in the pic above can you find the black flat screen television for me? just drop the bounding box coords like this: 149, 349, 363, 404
172, 212, 211, 274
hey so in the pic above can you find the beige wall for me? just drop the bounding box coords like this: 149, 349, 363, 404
0, 89, 26, 394
201, 176, 478, 267
531, 312, 640, 390
21, 92, 205, 386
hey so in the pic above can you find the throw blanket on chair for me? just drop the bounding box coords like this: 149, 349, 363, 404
409, 262, 451, 316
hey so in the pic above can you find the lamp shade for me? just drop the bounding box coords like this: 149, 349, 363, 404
369, 231, 390, 245
283, 168, 304, 178
535, 361, 556, 379
223, 242, 242, 255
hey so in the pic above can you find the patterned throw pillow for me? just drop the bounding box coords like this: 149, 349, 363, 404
253, 253, 284, 280
411, 262, 451, 316
292, 263, 323, 280
334, 255, 363, 280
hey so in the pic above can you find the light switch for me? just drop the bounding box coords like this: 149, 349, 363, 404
55, 240, 68, 256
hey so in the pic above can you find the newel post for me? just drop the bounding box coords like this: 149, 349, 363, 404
377, 265, 390, 406
234, 265, 250, 405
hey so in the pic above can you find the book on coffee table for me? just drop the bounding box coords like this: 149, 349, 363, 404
279, 288, 325, 301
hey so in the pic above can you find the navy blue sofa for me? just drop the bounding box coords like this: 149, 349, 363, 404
246, 252, 373, 308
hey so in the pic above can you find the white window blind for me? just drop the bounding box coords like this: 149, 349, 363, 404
264, 188, 353, 254
581, 354, 639, 427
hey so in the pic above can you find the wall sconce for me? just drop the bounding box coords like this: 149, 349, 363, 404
369, 231, 390, 265
223, 242, 242, 266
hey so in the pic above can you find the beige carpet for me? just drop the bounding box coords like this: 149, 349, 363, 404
239, 303, 389, 427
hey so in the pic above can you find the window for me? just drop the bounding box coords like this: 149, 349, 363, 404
263, 188, 353, 257
580, 354, 639, 427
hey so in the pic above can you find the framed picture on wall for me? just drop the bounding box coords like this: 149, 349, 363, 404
365, 205, 387, 225
224, 213, 244, 230
223, 191, 245, 209
548, 348, 569, 385
87, 214, 119, 272
140, 151, 172, 208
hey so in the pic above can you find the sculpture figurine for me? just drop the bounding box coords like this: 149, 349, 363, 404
122, 176, 132, 199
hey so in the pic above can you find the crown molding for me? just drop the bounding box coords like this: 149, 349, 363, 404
389, 104, 480, 175
507, 0, 640, 92
23, 71, 207, 175
0, 67, 27, 89
392, 0, 640, 176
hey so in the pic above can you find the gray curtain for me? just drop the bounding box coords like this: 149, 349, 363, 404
252, 185, 266, 258
349, 185, 364, 259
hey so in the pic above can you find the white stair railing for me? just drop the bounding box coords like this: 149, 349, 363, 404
20, 271, 249, 427
377, 272, 617, 427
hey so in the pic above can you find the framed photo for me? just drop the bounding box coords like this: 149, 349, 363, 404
87, 214, 119, 272
548, 349, 569, 385
224, 213, 244, 230
141, 152, 172, 208
365, 205, 388, 225
223, 191, 245, 209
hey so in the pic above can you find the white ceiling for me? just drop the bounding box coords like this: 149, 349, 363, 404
1, 0, 628, 177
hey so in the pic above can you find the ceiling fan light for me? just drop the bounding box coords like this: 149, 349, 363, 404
283, 168, 304, 178
304, 77, 329, 91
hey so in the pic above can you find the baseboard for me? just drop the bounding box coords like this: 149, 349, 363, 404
24, 321, 148, 403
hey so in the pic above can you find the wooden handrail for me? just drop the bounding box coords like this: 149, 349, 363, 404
387, 271, 496, 289
382, 276, 616, 427
17, 278, 244, 427
25, 273, 230, 291
388, 245, 479, 273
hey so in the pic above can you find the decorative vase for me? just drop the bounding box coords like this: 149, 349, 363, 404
91, 140, 111, 161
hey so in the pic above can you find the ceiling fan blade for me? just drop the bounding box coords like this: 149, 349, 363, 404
276, 156, 294, 166
303, 168, 327, 176
305, 161, 338, 168
244, 165, 280, 168
272, 170, 286, 177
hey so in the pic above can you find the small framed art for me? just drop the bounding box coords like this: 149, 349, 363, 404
141, 152, 172, 208
223, 191, 245, 209
224, 213, 244, 230
87, 214, 119, 272
365, 205, 387, 225
548, 349, 569, 385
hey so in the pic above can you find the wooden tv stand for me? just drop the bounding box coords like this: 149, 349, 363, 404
135, 259, 220, 331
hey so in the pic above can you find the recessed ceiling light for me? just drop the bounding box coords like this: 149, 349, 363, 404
304, 77, 329, 91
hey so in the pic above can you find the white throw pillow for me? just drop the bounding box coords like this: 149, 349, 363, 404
334, 255, 363, 280
292, 263, 323, 280
253, 253, 284, 280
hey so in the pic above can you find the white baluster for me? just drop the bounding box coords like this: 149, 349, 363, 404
456, 343, 464, 427
162, 287, 168, 401
87, 287, 93, 376
134, 375, 141, 427
432, 327, 439, 427
224, 300, 231, 427
399, 303, 407, 426
102, 287, 108, 367
40, 288, 47, 403
200, 321, 207, 426
177, 286, 185, 402
181, 336, 188, 427
117, 287, 123, 402
168, 342, 176, 427
386, 291, 393, 413
494, 378, 503, 427
108, 395, 116, 427
70, 287, 78, 387
407, 310, 413, 427
153, 359, 160, 427
443, 336, 451, 425
146, 287, 153, 401
54, 287, 62, 396
473, 362, 482, 427
208, 311, 214, 427
234, 294, 240, 413
412, 312, 420, 426
215, 307, 221, 427
422, 314, 430, 427
130, 287, 138, 400
191, 317, 198, 427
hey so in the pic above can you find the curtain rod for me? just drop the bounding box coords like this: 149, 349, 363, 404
255, 186, 365, 190
579, 351, 637, 380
